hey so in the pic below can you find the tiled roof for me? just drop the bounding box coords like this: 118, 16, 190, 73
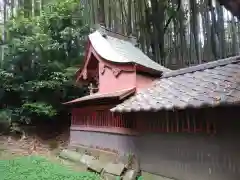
88, 26, 171, 73
63, 88, 136, 105
111, 56, 240, 112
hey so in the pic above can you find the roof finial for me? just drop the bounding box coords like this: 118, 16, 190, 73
95, 24, 107, 38
97, 7, 106, 27
129, 34, 138, 47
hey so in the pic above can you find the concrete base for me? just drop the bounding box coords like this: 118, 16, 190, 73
70, 129, 240, 180
70, 130, 137, 155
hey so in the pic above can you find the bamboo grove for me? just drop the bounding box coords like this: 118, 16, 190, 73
81, 0, 240, 69
1, 0, 240, 68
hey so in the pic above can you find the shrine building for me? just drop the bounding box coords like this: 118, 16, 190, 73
63, 25, 170, 139
64, 26, 240, 180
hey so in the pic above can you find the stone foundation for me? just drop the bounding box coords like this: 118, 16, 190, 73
70, 129, 240, 180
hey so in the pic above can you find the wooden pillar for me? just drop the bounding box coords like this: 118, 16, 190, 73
176, 111, 179, 133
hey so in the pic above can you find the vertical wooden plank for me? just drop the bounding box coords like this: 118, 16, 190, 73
181, 111, 191, 132
81, 113, 83, 126
78, 112, 81, 126
140, 113, 146, 132
176, 111, 179, 133
71, 114, 74, 125
101, 111, 104, 127
166, 111, 169, 133
85, 113, 87, 126
113, 114, 116, 128
105, 111, 108, 127
119, 114, 122, 128
89, 113, 92, 126
110, 112, 114, 127
107, 111, 110, 127
98, 111, 100, 127
92, 111, 95, 126
136, 113, 140, 131
123, 114, 126, 128
85, 113, 88, 126
76, 112, 79, 126
101, 111, 103, 127
81, 113, 84, 126
160, 112, 164, 132
133, 114, 136, 129
139, 116, 143, 131
117, 115, 120, 127
195, 109, 204, 133
116, 114, 119, 127
96, 112, 99, 127
192, 111, 197, 133
141, 113, 146, 132
186, 111, 190, 132
83, 113, 85, 126
89, 113, 92, 127
159, 112, 164, 132
110, 112, 113, 127
87, 113, 90, 127
207, 121, 216, 135
115, 113, 119, 128
169, 111, 175, 132
100, 111, 103, 127
103, 111, 106, 127
119, 114, 123, 127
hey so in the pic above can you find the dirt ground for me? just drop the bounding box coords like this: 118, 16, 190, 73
0, 135, 87, 172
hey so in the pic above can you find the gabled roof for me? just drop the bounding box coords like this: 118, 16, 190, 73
111, 56, 240, 112
63, 88, 136, 105
88, 26, 171, 73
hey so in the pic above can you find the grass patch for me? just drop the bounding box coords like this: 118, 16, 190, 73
0, 156, 100, 180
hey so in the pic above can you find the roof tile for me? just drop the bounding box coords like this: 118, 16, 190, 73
63, 88, 136, 105
88, 27, 171, 73
111, 56, 240, 112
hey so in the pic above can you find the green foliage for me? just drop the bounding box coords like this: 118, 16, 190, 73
0, 0, 88, 125
22, 102, 57, 117
0, 156, 100, 180
0, 109, 12, 123
0, 109, 12, 132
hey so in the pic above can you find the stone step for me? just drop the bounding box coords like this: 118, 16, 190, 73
87, 159, 104, 174
123, 169, 138, 180
63, 146, 140, 180
59, 149, 106, 174
59, 149, 82, 162
80, 154, 94, 165
58, 158, 88, 172
72, 145, 118, 163
104, 162, 125, 176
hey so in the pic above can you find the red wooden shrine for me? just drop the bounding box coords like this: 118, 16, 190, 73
64, 26, 217, 136
63, 26, 169, 135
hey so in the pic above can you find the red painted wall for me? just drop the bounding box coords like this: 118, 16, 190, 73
98, 61, 157, 93
98, 66, 136, 93
77, 43, 159, 94
136, 73, 156, 91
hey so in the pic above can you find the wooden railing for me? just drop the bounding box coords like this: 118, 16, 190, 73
71, 110, 138, 135
72, 109, 217, 135
136, 110, 217, 134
